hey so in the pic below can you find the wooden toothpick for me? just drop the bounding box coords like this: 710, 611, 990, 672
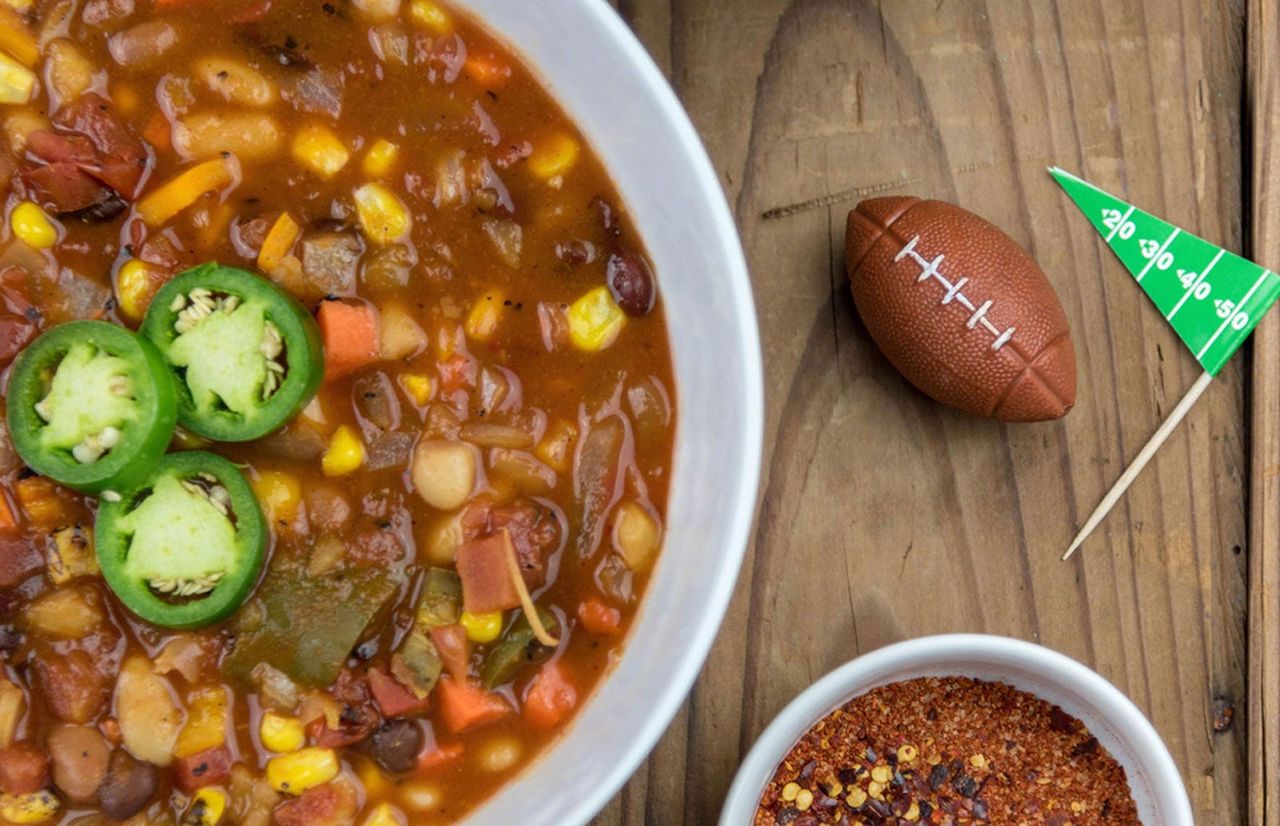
1062, 370, 1216, 560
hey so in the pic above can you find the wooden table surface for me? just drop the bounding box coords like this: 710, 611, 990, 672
588, 1, 1279, 823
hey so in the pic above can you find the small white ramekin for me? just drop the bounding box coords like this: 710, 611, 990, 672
721, 635, 1193, 825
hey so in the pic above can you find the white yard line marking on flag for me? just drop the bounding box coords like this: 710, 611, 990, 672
1166, 248, 1224, 321
1195, 269, 1271, 360
1136, 227, 1180, 282
1105, 204, 1136, 242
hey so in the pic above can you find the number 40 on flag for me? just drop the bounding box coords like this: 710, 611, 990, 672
1050, 167, 1280, 559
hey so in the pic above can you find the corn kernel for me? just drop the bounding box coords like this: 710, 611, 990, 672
358, 760, 393, 798
11, 201, 57, 249
362, 802, 407, 826
354, 182, 411, 244
322, 424, 365, 476
399, 781, 442, 812
266, 747, 340, 795
184, 788, 227, 826
464, 291, 503, 342
259, 712, 306, 753
567, 286, 625, 352
527, 133, 580, 181
252, 471, 302, 525
408, 0, 451, 34
0, 51, 34, 104
0, 790, 60, 824
399, 373, 433, 406
460, 610, 503, 643
362, 139, 399, 178
292, 124, 350, 180
115, 259, 162, 322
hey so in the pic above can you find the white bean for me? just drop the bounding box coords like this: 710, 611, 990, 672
411, 439, 476, 510
173, 111, 282, 161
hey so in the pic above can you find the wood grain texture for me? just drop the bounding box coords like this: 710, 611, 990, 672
1248, 2, 1279, 823
592, 1, 1250, 823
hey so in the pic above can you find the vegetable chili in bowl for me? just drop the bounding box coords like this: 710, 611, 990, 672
0, 0, 677, 823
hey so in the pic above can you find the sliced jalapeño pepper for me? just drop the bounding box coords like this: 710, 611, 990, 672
6, 320, 177, 495
96, 450, 266, 629
140, 263, 324, 442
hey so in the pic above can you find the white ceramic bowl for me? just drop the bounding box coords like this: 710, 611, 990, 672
721, 635, 1193, 825
451, 2, 763, 825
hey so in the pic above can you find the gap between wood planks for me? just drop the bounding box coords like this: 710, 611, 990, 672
1249, 1, 1280, 823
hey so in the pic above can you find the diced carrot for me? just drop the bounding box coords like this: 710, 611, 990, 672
142, 111, 171, 152
258, 212, 301, 273
435, 677, 511, 734
522, 662, 577, 729
367, 667, 431, 718
464, 54, 510, 88
14, 477, 73, 531
317, 299, 380, 380
577, 597, 622, 636
416, 741, 463, 772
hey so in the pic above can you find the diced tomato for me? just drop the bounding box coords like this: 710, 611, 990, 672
436, 352, 476, 393
173, 745, 231, 793
367, 667, 431, 718
53, 94, 148, 197
416, 741, 464, 771
318, 299, 380, 380
34, 648, 113, 724
273, 780, 358, 826
22, 161, 110, 215
522, 663, 578, 729
455, 534, 520, 614
0, 741, 50, 794
0, 313, 35, 367
429, 625, 470, 682
577, 597, 622, 636
435, 677, 511, 734
347, 526, 408, 567
0, 535, 40, 588
457, 498, 557, 588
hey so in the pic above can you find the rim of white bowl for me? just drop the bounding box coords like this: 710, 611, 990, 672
720, 635, 1194, 826
454, 1, 763, 824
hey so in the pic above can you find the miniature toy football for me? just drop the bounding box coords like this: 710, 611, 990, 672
845, 196, 1077, 422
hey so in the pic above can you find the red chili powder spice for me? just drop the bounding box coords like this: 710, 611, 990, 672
753, 676, 1140, 826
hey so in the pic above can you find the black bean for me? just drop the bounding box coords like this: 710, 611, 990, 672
928, 763, 949, 791
97, 749, 157, 821
370, 719, 422, 774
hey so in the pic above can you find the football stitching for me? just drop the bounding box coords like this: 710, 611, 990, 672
894, 235, 1018, 351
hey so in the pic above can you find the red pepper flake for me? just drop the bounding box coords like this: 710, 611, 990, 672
753, 676, 1139, 825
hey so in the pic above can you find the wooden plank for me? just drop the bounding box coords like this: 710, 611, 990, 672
597, 1, 1248, 823
1249, 1, 1280, 822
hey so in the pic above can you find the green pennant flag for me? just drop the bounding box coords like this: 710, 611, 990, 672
1050, 167, 1280, 375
